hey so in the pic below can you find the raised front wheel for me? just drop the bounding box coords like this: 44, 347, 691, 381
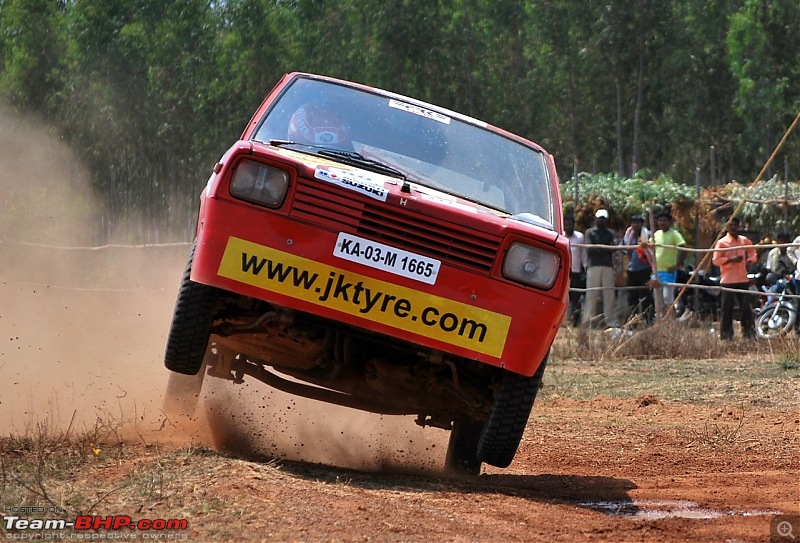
164, 240, 218, 375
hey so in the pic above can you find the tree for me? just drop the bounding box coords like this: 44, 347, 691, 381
1, 0, 796, 240
0, 0, 66, 111
60, 0, 220, 237
728, 0, 800, 179
652, 0, 743, 185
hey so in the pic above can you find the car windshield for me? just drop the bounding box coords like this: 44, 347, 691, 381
252, 77, 554, 223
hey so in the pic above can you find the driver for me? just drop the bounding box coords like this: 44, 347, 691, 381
288, 103, 351, 148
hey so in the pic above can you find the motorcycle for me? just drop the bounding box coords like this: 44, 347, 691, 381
673, 267, 722, 320
755, 271, 800, 339
674, 265, 765, 322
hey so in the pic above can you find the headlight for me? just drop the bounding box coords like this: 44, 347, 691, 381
502, 242, 561, 289
229, 160, 289, 208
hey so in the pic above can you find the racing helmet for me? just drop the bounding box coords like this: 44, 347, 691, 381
288, 103, 350, 146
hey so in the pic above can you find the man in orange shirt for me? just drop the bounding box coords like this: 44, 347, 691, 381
712, 217, 757, 340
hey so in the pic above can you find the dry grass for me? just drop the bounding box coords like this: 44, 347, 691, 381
771, 337, 800, 370
0, 422, 225, 519
543, 327, 800, 407
680, 406, 754, 448
0, 408, 155, 516
552, 319, 800, 362
1, 418, 84, 514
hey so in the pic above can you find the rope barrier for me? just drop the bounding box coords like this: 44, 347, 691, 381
1, 238, 795, 254
570, 281, 800, 300
3, 234, 798, 298
2, 281, 174, 293
0, 240, 191, 250
0, 241, 190, 291
571, 242, 800, 252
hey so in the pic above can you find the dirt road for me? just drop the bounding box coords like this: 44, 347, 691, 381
1, 265, 798, 542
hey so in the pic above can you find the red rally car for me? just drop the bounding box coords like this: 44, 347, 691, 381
164, 72, 570, 474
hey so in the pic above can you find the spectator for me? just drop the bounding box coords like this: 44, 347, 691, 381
767, 232, 796, 278
765, 232, 795, 303
650, 211, 687, 316
622, 215, 653, 324
583, 209, 618, 328
564, 215, 588, 327
712, 217, 757, 340
788, 234, 800, 271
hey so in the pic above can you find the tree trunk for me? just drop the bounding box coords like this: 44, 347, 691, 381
632, 24, 646, 175
616, 78, 626, 176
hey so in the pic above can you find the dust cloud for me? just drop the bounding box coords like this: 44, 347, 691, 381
0, 103, 187, 439
201, 381, 449, 473
0, 105, 448, 472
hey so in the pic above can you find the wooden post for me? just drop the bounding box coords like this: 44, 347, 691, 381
573, 159, 579, 210
710, 145, 717, 186
784, 155, 790, 227
649, 210, 663, 317
693, 167, 701, 312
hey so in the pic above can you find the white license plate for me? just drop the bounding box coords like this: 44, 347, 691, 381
333, 232, 440, 285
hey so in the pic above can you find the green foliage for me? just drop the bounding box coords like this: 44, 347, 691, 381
561, 171, 698, 219
0, 0, 798, 241
727, 0, 800, 172
725, 176, 800, 236
561, 171, 800, 239
0, 0, 66, 110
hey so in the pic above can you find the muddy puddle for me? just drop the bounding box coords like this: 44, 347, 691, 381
580, 499, 782, 520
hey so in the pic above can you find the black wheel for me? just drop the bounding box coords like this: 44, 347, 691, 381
162, 348, 216, 417
164, 241, 218, 375
673, 298, 688, 319
445, 418, 484, 475
756, 304, 796, 339
476, 355, 548, 468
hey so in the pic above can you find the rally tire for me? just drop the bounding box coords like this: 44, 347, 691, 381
164, 241, 218, 375
476, 356, 548, 468
445, 418, 484, 476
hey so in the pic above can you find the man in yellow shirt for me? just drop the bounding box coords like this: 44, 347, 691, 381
712, 217, 757, 340
651, 211, 687, 315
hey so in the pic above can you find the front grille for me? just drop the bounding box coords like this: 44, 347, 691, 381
291, 178, 500, 274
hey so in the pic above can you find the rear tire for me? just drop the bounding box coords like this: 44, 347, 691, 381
477, 355, 548, 468
164, 241, 218, 375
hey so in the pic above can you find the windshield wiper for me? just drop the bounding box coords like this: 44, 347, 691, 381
316, 149, 406, 179
268, 140, 406, 180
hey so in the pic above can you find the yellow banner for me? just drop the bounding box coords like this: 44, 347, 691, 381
217, 236, 511, 357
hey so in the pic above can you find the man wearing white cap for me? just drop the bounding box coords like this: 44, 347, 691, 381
583, 209, 619, 327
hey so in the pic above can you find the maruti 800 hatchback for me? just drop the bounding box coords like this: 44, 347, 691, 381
164, 72, 570, 474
